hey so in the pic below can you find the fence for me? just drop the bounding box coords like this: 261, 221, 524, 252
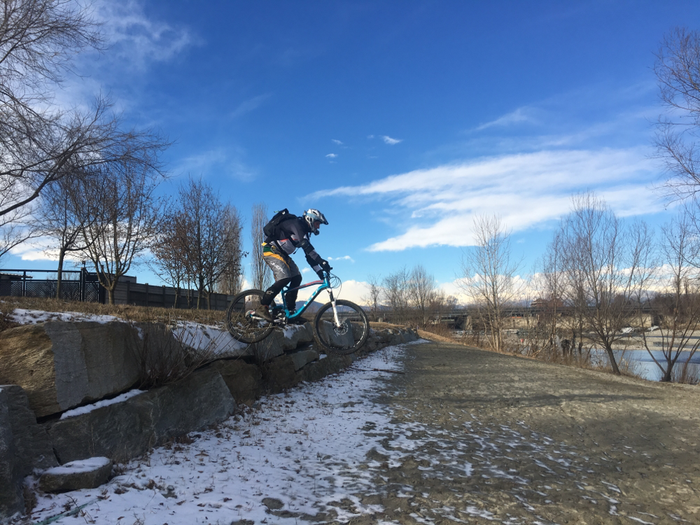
0, 269, 231, 311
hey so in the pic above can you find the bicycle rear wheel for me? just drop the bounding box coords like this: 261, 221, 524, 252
313, 299, 370, 354
226, 289, 274, 343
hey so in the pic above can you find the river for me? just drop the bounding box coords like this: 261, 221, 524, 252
592, 348, 700, 382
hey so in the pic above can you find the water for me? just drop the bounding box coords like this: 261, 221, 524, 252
592, 349, 700, 382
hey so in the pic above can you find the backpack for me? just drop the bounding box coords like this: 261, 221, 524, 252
263, 208, 297, 241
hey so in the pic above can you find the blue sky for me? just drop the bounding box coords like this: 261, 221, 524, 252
5, 0, 700, 303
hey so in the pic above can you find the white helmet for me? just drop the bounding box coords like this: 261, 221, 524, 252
303, 209, 328, 235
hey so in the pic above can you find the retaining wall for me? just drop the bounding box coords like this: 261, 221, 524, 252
0, 320, 417, 522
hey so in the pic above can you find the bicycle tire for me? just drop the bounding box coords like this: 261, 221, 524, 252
226, 289, 274, 343
313, 299, 370, 354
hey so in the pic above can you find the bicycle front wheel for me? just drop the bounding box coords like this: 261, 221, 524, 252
226, 289, 274, 343
313, 299, 370, 354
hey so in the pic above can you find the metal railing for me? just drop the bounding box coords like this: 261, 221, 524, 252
0, 268, 231, 310
0, 269, 102, 302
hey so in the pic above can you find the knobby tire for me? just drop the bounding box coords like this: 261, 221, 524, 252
226, 289, 274, 343
313, 299, 369, 354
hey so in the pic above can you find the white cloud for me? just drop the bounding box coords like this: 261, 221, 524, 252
382, 135, 402, 145
309, 148, 666, 252
475, 107, 537, 131
326, 153, 338, 159
92, 0, 196, 69
174, 147, 257, 182
328, 255, 355, 263
332, 139, 343, 145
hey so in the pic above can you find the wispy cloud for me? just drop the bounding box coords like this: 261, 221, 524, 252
231, 94, 271, 119
92, 0, 197, 69
309, 148, 666, 251
174, 147, 257, 182
326, 153, 338, 159
332, 139, 344, 145
475, 107, 537, 131
382, 135, 402, 145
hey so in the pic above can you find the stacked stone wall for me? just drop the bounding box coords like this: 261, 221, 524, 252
0, 320, 417, 522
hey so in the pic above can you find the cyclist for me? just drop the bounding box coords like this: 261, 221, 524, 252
256, 209, 331, 321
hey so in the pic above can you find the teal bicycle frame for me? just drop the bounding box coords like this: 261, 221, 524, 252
273, 274, 338, 324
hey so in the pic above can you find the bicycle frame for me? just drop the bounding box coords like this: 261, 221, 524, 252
278, 274, 339, 324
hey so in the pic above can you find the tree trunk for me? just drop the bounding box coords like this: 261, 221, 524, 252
56, 249, 66, 299
604, 346, 621, 375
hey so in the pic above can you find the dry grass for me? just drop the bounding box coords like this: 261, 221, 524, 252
0, 296, 225, 332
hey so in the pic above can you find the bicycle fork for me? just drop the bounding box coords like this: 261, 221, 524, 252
327, 289, 341, 327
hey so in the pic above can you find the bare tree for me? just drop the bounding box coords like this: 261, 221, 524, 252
383, 267, 411, 324
654, 28, 700, 201
428, 290, 457, 325
35, 170, 97, 298
364, 274, 383, 318
407, 264, 436, 327
216, 205, 246, 296
151, 178, 242, 309
0, 1, 168, 256
535, 230, 573, 359
80, 164, 163, 305
461, 215, 522, 353
0, 0, 99, 253
251, 203, 270, 290
557, 194, 655, 375
150, 211, 190, 305
638, 210, 700, 381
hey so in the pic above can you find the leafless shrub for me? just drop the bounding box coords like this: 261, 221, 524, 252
129, 322, 221, 389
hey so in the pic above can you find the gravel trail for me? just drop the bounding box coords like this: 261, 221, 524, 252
347, 340, 700, 525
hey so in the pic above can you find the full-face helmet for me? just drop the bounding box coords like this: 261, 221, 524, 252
303, 209, 328, 235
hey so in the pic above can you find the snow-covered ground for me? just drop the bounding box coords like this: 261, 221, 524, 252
22, 344, 413, 525
9, 308, 250, 356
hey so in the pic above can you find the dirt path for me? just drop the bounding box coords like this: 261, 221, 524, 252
345, 340, 700, 525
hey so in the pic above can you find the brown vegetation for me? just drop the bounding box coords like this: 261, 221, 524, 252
0, 296, 225, 332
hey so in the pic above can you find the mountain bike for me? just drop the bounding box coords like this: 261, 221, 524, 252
225, 272, 370, 354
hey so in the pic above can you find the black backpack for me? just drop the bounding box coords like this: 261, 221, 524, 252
263, 208, 297, 241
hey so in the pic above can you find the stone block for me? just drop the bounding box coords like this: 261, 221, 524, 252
47, 368, 236, 464
208, 359, 263, 406
0, 321, 141, 417
252, 324, 314, 362
0, 385, 57, 520
39, 457, 112, 493
289, 349, 319, 371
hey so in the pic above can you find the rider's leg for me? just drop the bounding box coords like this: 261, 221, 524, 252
261, 277, 292, 307
260, 246, 295, 314
285, 274, 302, 312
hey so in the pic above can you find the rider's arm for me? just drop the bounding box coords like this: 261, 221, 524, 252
286, 220, 331, 277
299, 238, 326, 275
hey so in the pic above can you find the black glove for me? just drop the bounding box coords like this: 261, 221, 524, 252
320, 260, 332, 272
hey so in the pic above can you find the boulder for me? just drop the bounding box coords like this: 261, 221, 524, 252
298, 353, 353, 383
47, 368, 236, 464
252, 324, 314, 362
208, 359, 263, 406
0, 321, 142, 417
39, 457, 112, 493
263, 348, 319, 393
0, 385, 57, 520
289, 348, 319, 371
